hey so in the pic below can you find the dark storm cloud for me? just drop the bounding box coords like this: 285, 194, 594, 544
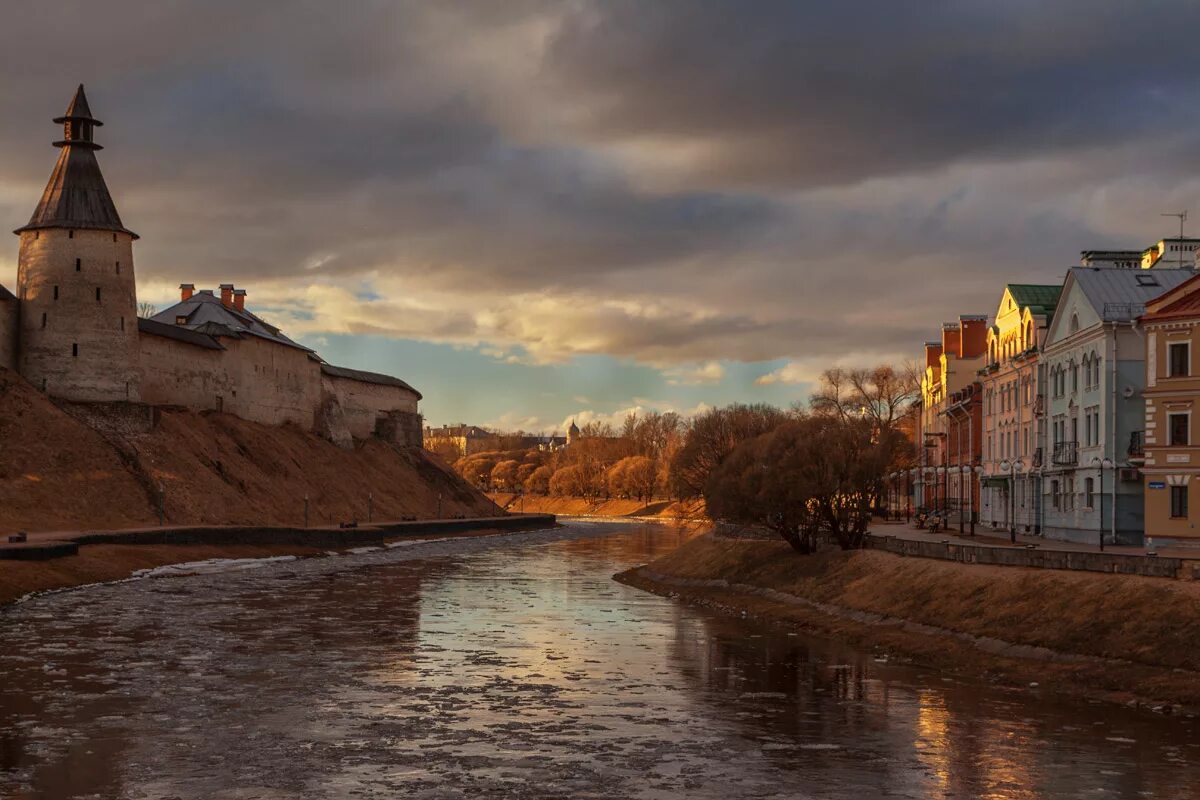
542, 0, 1200, 188
0, 1, 1198, 368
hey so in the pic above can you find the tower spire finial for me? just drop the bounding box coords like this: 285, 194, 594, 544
52, 84, 102, 150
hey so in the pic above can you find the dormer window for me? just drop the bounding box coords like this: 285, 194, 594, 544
1136, 274, 1160, 287
175, 315, 188, 325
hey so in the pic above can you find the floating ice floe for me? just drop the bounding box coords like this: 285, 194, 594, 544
130, 555, 298, 578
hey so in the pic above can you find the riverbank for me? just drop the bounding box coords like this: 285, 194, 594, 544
0, 517, 555, 607
617, 533, 1200, 713
487, 493, 705, 520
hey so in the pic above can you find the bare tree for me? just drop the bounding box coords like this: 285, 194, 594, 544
137, 302, 157, 319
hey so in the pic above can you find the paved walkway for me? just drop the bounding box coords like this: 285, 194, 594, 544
870, 518, 1200, 559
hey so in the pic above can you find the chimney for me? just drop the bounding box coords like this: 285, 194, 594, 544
219, 283, 234, 308
941, 322, 961, 358
233, 288, 246, 312
180, 283, 195, 301
924, 340, 943, 371
958, 315, 989, 358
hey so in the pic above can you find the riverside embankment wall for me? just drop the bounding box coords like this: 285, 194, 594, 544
0, 514, 556, 561
867, 534, 1199, 580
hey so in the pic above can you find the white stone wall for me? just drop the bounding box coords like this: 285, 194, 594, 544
0, 296, 18, 370
16, 228, 141, 401
322, 374, 420, 440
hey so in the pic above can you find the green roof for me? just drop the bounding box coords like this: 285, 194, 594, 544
1006, 283, 1063, 316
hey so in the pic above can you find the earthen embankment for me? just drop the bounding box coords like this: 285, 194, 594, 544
0, 366, 496, 534
618, 533, 1200, 711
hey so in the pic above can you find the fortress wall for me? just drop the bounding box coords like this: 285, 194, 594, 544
17, 229, 141, 401
139, 334, 233, 410
0, 295, 17, 370
323, 374, 420, 442
213, 336, 320, 428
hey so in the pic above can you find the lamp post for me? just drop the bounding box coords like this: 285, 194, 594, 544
936, 466, 947, 514
1090, 456, 1115, 551
955, 464, 966, 534
999, 458, 1025, 543
907, 468, 916, 523
971, 464, 984, 536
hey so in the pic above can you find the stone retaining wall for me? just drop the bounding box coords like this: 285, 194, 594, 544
0, 514, 556, 561
867, 533, 1198, 580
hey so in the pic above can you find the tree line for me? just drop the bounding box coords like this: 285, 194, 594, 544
448, 363, 918, 552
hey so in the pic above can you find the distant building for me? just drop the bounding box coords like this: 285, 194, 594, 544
424, 424, 495, 457
1079, 237, 1200, 270
567, 419, 581, 447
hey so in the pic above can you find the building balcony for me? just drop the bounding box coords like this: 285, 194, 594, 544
1051, 441, 1078, 466
1128, 431, 1145, 461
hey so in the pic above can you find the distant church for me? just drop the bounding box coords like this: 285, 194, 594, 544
0, 86, 422, 447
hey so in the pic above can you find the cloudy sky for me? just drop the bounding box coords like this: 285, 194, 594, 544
3, 1, 1200, 432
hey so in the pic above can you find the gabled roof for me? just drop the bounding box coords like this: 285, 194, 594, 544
137, 318, 224, 350
320, 364, 421, 399
1006, 284, 1062, 316
149, 291, 312, 353
1070, 267, 1193, 320
1140, 270, 1200, 321
0, 283, 16, 302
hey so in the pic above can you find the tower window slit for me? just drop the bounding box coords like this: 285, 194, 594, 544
41, 312, 46, 329
72, 343, 78, 357
116, 261, 120, 274
75, 258, 81, 272
96, 287, 101, 302
53, 285, 59, 300
68, 230, 73, 239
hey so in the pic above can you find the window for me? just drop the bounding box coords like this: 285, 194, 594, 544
71, 343, 78, 357
1070, 313, 1080, 333
53, 285, 59, 301
1051, 480, 1060, 510
40, 312, 46, 329
68, 230, 74, 239
120, 316, 125, 331
112, 233, 117, 242
175, 315, 187, 325
1170, 413, 1190, 446
1071, 362, 1079, 393
1169, 342, 1190, 377
1171, 485, 1189, 519
95, 287, 101, 302
75, 258, 81, 272
116, 261, 121, 274
1136, 274, 1160, 287
1085, 477, 1094, 509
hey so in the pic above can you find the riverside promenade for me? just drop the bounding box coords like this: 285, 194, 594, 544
870, 518, 1200, 579
0, 514, 557, 561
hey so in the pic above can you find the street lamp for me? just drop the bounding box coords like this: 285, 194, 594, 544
999, 458, 1025, 543
936, 466, 947, 513
971, 464, 984, 536
1090, 456, 1115, 551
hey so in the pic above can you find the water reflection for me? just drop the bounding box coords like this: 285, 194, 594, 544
0, 521, 1196, 799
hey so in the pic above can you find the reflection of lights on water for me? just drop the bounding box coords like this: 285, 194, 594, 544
915, 689, 952, 793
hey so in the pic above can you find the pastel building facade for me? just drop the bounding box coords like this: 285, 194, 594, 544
916, 316, 987, 516
1139, 274, 1200, 541
1038, 268, 1192, 545
977, 284, 1060, 533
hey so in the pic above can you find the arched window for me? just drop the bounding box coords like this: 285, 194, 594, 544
1070, 313, 1080, 334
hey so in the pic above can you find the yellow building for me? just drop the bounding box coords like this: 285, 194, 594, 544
1140, 273, 1200, 540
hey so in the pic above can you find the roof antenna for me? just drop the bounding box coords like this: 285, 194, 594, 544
1162, 210, 1188, 267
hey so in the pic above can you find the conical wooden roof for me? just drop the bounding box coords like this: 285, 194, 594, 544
14, 85, 136, 238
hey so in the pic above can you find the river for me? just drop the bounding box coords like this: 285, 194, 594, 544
0, 520, 1197, 799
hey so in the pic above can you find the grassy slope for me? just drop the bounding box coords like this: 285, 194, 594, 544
0, 367, 496, 533
628, 534, 1200, 707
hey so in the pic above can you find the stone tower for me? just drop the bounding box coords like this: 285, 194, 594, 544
15, 85, 141, 402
